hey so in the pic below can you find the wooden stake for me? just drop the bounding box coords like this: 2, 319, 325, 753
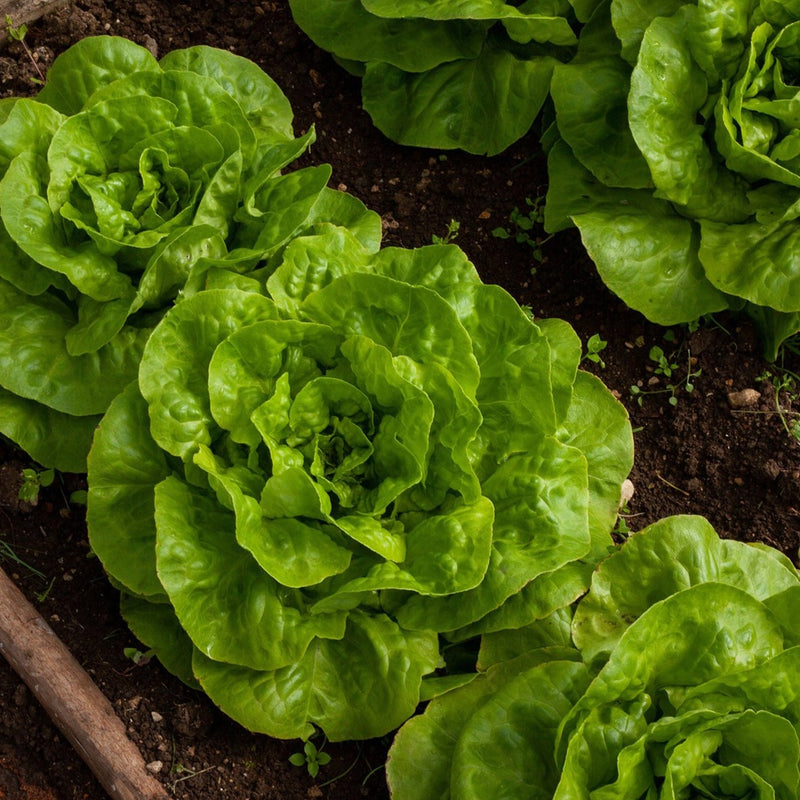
0, 566, 169, 800
0, 0, 70, 42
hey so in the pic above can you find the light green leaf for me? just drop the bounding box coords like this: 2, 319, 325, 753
0, 152, 130, 301
387, 649, 583, 800
371, 243, 481, 291
572, 515, 800, 667
139, 289, 280, 458
557, 370, 633, 544
0, 387, 99, 473
193, 611, 439, 741
303, 188, 383, 252
699, 217, 800, 312
155, 475, 348, 671
288, 0, 488, 72
83, 68, 256, 159
551, 58, 651, 188
452, 661, 590, 800
610, 0, 685, 63
207, 319, 339, 446
36, 35, 160, 114
628, 8, 751, 221
557, 583, 786, 767
0, 98, 63, 172
87, 382, 170, 598
362, 0, 577, 45
362, 42, 555, 155
302, 274, 481, 396
0, 278, 148, 415
159, 45, 294, 144
266, 225, 374, 315
397, 437, 590, 631
242, 164, 333, 253
573, 207, 730, 324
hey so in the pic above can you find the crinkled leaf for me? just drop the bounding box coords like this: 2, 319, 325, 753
397, 437, 590, 631
362, 42, 555, 155
0, 278, 148, 415
158, 45, 294, 144
572, 515, 800, 667
452, 661, 590, 800
700, 217, 800, 312
573, 207, 730, 324
154, 474, 348, 671
36, 35, 160, 114
193, 611, 439, 741
87, 382, 170, 598
139, 289, 280, 458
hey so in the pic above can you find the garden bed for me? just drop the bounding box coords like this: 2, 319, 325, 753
0, 1, 799, 798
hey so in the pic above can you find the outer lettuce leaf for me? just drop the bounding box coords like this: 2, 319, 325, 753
288, 0, 488, 72
451, 660, 589, 800
362, 42, 556, 155
0, 278, 148, 416
120, 593, 199, 689
363, 0, 577, 45
0, 388, 99, 474
193, 612, 440, 742
574, 205, 732, 325
154, 475, 349, 671
36, 36, 159, 114
572, 514, 800, 667
86, 382, 170, 598
387, 648, 585, 800
158, 45, 294, 145
289, 0, 578, 154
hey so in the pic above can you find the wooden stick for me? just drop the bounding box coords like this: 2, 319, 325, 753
0, 0, 70, 42
0, 566, 169, 800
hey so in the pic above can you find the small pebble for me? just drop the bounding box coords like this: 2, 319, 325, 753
727, 388, 761, 408
151, 711, 163, 723
619, 479, 635, 507
146, 760, 163, 774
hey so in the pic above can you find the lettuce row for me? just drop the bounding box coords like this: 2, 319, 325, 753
287, 0, 584, 155
0, 36, 379, 471
387, 515, 800, 800
86, 227, 633, 741
546, 0, 800, 357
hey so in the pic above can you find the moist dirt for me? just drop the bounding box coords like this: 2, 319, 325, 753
1, 2, 799, 798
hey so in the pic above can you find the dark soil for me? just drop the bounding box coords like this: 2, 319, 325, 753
1, 2, 799, 799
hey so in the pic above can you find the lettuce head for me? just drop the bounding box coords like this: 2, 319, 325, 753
86, 229, 633, 741
0, 36, 377, 470
546, 0, 800, 357
388, 515, 800, 800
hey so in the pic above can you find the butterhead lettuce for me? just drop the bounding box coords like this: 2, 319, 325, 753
288, 0, 580, 155
546, 0, 800, 357
0, 36, 379, 470
387, 515, 800, 800
87, 228, 633, 741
